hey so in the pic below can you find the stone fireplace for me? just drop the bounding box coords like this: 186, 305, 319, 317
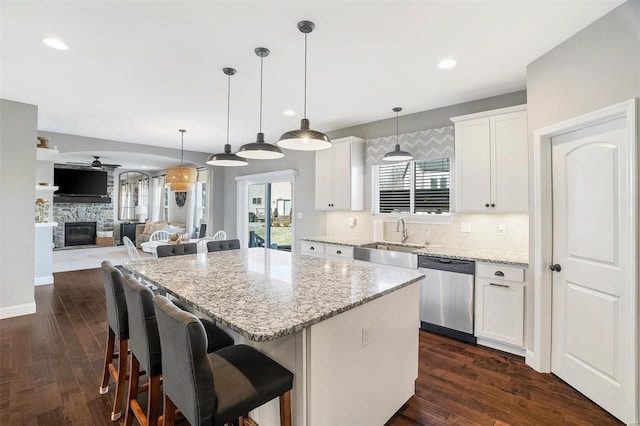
64, 222, 97, 246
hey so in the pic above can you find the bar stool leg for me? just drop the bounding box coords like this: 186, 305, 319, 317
163, 394, 176, 426
147, 375, 161, 426
100, 328, 115, 394
279, 390, 291, 426
124, 353, 140, 426
111, 339, 128, 421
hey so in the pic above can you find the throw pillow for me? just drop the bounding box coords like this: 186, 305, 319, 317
149, 221, 168, 234
142, 221, 152, 234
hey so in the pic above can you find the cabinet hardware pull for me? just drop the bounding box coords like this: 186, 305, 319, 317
485, 203, 490, 207
336, 250, 342, 254
491, 203, 495, 207
490, 283, 509, 288
310, 246, 314, 250
494, 271, 505, 277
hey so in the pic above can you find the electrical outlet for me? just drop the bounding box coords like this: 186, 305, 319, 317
460, 222, 471, 233
362, 325, 371, 347
497, 223, 506, 236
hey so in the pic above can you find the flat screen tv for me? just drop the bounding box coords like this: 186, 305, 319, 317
54, 168, 108, 196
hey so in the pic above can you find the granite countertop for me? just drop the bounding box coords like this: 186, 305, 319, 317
123, 248, 424, 342
300, 236, 529, 267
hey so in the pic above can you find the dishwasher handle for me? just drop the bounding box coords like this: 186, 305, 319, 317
418, 255, 475, 274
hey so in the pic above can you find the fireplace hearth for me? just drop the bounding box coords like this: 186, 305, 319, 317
65, 222, 97, 246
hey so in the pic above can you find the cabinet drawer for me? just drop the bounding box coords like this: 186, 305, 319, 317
476, 262, 524, 283
301, 241, 325, 257
325, 244, 354, 259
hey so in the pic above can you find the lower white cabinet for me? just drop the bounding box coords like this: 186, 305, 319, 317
475, 262, 525, 352
300, 241, 354, 261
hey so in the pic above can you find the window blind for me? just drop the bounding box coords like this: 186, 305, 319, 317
414, 159, 450, 214
378, 162, 411, 213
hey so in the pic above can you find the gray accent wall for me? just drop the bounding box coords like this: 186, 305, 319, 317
0, 99, 37, 318
526, 0, 640, 352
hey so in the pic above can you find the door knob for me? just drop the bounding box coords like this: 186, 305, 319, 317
550, 264, 562, 272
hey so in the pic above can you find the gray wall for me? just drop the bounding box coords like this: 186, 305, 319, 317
0, 99, 37, 317
526, 0, 640, 351
223, 150, 327, 252
329, 90, 528, 210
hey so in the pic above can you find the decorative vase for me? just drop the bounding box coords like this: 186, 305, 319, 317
36, 137, 49, 149
35, 198, 50, 223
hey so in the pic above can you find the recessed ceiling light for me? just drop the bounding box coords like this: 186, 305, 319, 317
438, 58, 457, 69
283, 110, 296, 116
43, 38, 69, 51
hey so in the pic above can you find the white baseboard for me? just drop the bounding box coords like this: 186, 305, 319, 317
476, 337, 526, 357
34, 275, 54, 286
0, 302, 36, 319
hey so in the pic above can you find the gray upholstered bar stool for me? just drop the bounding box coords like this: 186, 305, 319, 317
206, 239, 241, 252
156, 242, 198, 258
99, 261, 130, 422
153, 296, 293, 426
122, 276, 234, 426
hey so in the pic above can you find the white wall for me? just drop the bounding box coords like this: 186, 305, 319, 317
0, 99, 37, 319
526, 0, 640, 352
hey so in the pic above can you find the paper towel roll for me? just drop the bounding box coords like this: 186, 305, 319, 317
373, 220, 384, 241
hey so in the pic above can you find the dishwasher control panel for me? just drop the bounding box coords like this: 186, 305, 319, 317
418, 255, 475, 275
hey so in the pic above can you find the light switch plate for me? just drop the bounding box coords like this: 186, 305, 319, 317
461, 222, 471, 233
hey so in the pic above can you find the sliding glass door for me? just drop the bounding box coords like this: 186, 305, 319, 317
247, 181, 292, 251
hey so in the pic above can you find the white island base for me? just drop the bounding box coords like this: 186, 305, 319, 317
222, 282, 420, 426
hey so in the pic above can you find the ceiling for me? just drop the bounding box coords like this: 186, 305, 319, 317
1, 1, 623, 168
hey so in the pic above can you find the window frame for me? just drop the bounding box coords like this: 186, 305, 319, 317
371, 158, 454, 224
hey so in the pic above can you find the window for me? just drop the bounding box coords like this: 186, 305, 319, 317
194, 181, 207, 227
163, 185, 169, 221
374, 158, 451, 215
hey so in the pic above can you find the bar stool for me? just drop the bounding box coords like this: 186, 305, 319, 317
122, 275, 234, 426
99, 261, 130, 422
206, 239, 241, 252
156, 242, 198, 258
153, 295, 293, 426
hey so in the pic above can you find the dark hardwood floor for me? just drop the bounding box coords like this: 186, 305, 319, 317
0, 268, 622, 425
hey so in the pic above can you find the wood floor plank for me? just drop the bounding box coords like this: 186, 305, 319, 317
0, 267, 625, 426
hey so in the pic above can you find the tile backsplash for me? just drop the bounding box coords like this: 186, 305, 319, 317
326, 211, 528, 253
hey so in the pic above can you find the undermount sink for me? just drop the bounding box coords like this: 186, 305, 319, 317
360, 242, 420, 253
354, 243, 419, 268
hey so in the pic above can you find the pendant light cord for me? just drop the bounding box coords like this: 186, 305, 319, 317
396, 109, 399, 146
180, 130, 184, 165
226, 73, 231, 145
303, 33, 308, 119
259, 55, 264, 132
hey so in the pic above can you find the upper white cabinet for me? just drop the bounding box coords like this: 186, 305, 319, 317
315, 136, 365, 210
451, 105, 528, 213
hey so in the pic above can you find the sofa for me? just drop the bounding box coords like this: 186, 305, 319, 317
135, 221, 187, 248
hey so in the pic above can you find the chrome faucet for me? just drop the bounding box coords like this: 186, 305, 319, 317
396, 218, 408, 243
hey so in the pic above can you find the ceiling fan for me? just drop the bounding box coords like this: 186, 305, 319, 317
67, 156, 121, 169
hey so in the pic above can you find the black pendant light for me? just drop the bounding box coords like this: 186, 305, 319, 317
237, 48, 284, 160
276, 21, 331, 151
382, 107, 413, 162
206, 68, 248, 167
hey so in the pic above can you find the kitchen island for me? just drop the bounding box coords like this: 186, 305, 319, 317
124, 248, 424, 426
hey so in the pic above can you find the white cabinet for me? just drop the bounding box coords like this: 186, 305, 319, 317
315, 136, 365, 210
475, 262, 525, 353
451, 105, 528, 213
300, 241, 354, 261
35, 147, 59, 286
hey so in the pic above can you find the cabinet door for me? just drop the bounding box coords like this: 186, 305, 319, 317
454, 118, 491, 212
490, 111, 528, 212
315, 148, 333, 210
475, 278, 524, 346
331, 142, 352, 210
301, 241, 325, 257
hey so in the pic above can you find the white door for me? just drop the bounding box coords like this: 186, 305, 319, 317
551, 115, 636, 423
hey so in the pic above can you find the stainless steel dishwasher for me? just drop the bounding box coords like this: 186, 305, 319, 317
418, 255, 476, 343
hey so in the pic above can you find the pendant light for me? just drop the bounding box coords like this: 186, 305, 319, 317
166, 129, 197, 191
276, 21, 331, 151
206, 67, 249, 167
237, 47, 284, 160
382, 107, 413, 162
